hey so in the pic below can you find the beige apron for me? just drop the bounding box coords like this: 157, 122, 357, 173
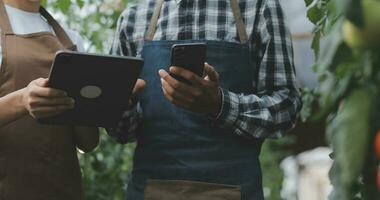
0, 2, 84, 200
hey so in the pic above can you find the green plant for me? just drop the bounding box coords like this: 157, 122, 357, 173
78, 129, 136, 200
302, 0, 380, 199
261, 137, 295, 200
43, 0, 130, 53
342, 0, 380, 49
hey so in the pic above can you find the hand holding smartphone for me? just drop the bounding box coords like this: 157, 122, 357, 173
170, 43, 206, 84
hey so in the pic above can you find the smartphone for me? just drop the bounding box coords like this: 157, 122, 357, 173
170, 43, 206, 84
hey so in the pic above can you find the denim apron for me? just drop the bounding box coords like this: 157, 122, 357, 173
127, 0, 264, 199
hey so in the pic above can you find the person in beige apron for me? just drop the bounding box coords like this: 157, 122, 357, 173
0, 0, 99, 199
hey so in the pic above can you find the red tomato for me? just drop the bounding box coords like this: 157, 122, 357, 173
375, 131, 380, 190
378, 166, 380, 190
376, 130, 380, 159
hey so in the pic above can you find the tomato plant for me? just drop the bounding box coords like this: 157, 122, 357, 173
302, 0, 380, 199
375, 131, 380, 159
377, 166, 380, 190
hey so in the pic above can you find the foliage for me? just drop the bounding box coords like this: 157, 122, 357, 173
78, 129, 136, 200
302, 0, 380, 199
43, 0, 131, 53
261, 137, 295, 200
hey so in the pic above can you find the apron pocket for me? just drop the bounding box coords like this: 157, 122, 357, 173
144, 179, 241, 200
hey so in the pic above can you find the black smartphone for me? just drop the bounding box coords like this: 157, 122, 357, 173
170, 43, 206, 84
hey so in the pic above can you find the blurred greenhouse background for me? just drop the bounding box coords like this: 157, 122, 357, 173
43, 0, 330, 199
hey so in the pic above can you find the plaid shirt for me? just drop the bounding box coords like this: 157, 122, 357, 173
109, 0, 301, 143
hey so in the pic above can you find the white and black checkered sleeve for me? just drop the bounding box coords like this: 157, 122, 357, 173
107, 5, 142, 144
111, 5, 138, 57
215, 0, 302, 139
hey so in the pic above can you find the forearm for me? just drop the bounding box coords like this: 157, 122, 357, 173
0, 89, 27, 127
74, 127, 100, 153
215, 87, 301, 139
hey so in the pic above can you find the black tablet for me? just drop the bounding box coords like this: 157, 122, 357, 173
38, 51, 143, 127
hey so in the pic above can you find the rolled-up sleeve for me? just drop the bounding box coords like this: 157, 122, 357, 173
107, 6, 142, 144
215, 0, 302, 139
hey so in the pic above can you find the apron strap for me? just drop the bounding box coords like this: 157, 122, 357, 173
145, 0, 249, 44
229, 0, 248, 44
0, 1, 76, 50
39, 7, 77, 50
0, 0, 14, 34
145, 0, 165, 41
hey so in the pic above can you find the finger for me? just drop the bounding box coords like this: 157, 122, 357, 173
134, 79, 146, 93
31, 105, 73, 119
29, 97, 75, 107
31, 86, 68, 98
158, 69, 170, 79
159, 69, 204, 98
34, 78, 49, 87
161, 85, 190, 109
161, 78, 193, 104
169, 67, 205, 87
159, 69, 196, 95
131, 79, 146, 98
204, 63, 219, 82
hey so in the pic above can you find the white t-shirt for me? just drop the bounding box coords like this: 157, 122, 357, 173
0, 4, 84, 69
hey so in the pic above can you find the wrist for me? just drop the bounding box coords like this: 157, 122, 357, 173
16, 88, 28, 115
210, 87, 223, 117
213, 88, 240, 128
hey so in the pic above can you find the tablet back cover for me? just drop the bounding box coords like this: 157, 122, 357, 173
39, 52, 143, 128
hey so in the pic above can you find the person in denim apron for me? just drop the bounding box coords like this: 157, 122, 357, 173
109, 0, 301, 199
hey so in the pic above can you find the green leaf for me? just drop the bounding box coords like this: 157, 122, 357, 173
317, 19, 344, 71
307, 6, 324, 24
76, 0, 85, 8
305, 0, 314, 6
300, 88, 316, 121
328, 87, 373, 198
311, 31, 321, 58
58, 0, 71, 13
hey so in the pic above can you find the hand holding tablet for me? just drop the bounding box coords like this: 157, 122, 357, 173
38, 51, 143, 127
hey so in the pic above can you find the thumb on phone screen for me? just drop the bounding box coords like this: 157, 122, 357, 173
204, 63, 219, 83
